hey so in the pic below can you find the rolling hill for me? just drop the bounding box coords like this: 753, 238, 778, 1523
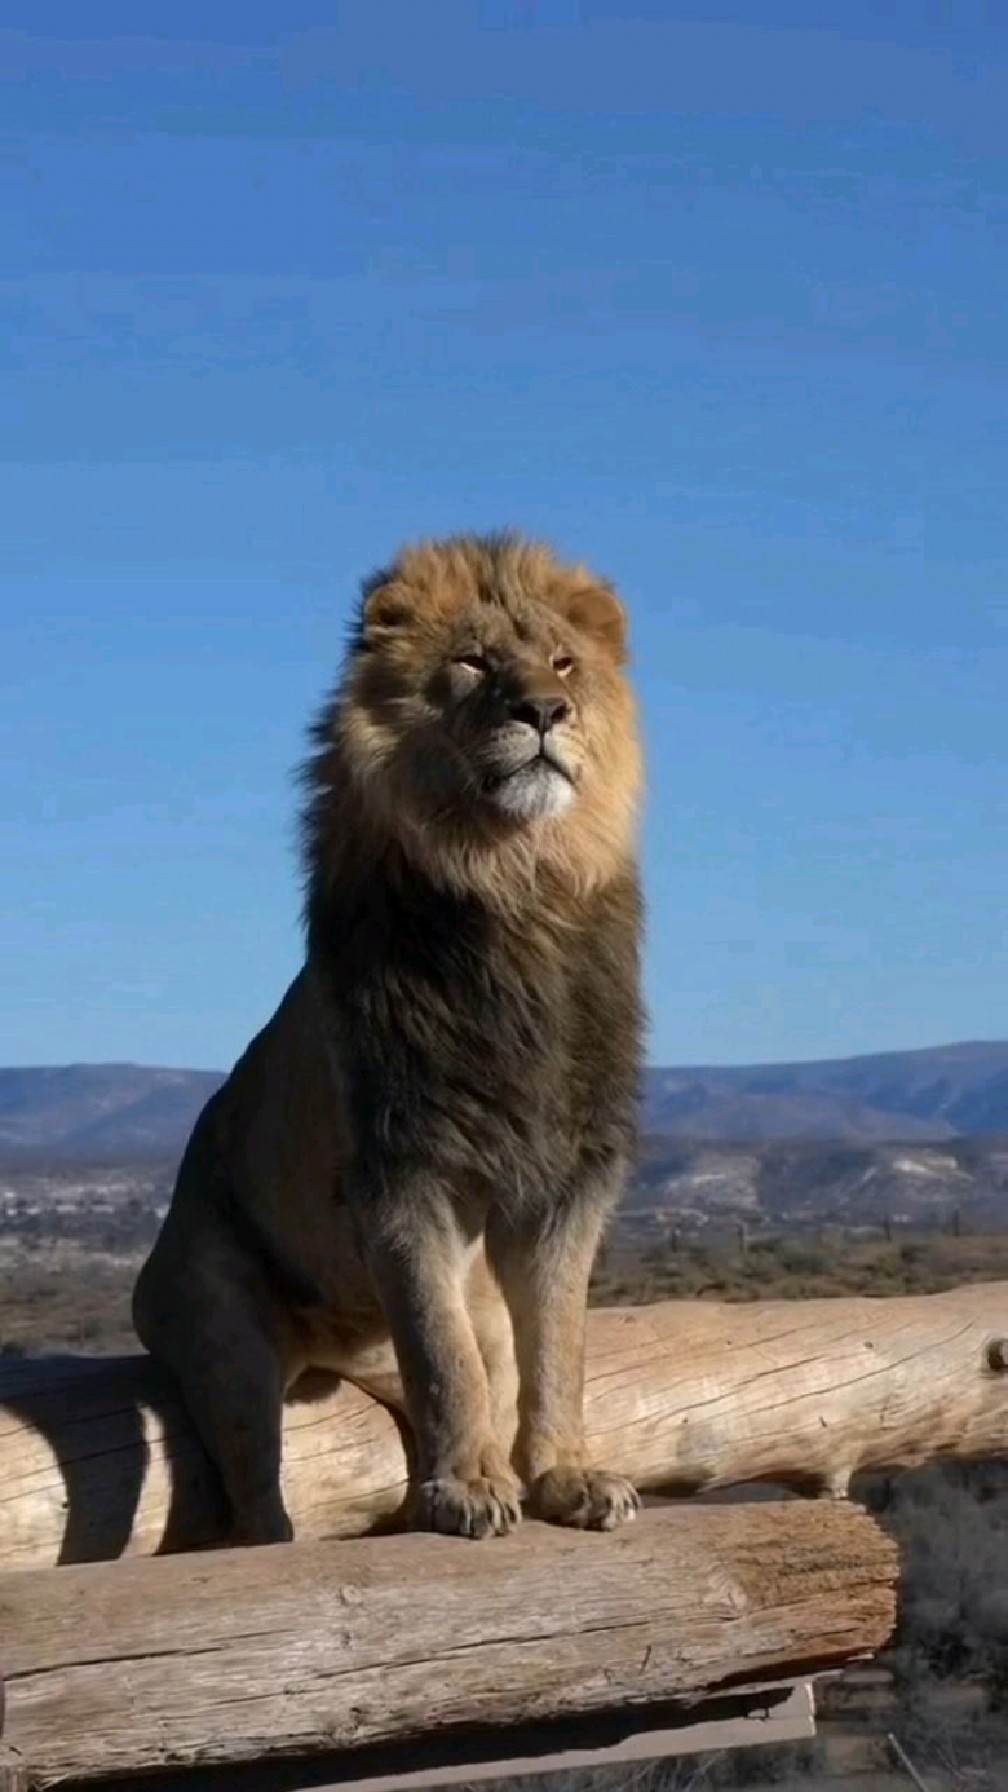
0, 1064, 223, 1156
3, 1041, 1008, 1157
641, 1041, 1008, 1143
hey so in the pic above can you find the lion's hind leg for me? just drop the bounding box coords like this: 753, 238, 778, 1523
133, 1214, 297, 1547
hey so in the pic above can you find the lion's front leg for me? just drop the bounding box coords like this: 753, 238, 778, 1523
361, 1183, 522, 1539
486, 1192, 639, 1531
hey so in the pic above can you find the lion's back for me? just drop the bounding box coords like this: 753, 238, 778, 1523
168, 969, 349, 1245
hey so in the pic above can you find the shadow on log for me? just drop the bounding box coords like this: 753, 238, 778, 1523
2, 1284, 1007, 1572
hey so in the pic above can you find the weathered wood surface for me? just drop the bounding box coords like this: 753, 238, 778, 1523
1, 1285, 1006, 1571
0, 1502, 897, 1789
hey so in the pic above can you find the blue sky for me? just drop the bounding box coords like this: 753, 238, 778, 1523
2, 2, 1005, 1069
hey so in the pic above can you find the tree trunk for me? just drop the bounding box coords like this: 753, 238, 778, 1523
2, 1284, 1006, 1571
0, 1502, 897, 1789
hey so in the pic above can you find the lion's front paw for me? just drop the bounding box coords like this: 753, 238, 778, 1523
527, 1466, 640, 1531
412, 1473, 523, 1539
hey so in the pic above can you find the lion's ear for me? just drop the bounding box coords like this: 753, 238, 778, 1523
360, 573, 416, 635
560, 579, 628, 663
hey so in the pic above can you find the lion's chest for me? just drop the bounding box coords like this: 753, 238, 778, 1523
333, 891, 638, 1203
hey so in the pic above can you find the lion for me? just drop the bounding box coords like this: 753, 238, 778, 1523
133, 531, 645, 1542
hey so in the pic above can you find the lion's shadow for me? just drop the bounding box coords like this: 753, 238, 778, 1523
0, 1353, 412, 1568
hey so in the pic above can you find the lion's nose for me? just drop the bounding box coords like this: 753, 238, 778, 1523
509, 693, 571, 735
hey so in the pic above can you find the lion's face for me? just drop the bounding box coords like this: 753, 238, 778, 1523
362, 580, 592, 826
315, 534, 641, 893
442, 637, 579, 823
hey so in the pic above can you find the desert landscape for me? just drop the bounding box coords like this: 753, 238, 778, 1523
4, 1045, 1008, 1787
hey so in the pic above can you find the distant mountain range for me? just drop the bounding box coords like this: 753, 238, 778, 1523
0, 1064, 222, 1156
2, 1040, 1008, 1157
630, 1134, 1008, 1231
641, 1041, 1008, 1143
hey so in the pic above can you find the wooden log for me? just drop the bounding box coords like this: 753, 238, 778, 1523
2, 1284, 1007, 1571
0, 1503, 897, 1790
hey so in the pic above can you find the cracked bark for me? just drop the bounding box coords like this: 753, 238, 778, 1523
0, 1502, 896, 1787
1, 1284, 1006, 1570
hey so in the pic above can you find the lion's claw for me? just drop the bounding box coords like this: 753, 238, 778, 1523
412, 1474, 523, 1539
527, 1466, 640, 1530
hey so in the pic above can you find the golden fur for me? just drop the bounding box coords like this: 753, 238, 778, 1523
306, 533, 641, 906
134, 533, 645, 1542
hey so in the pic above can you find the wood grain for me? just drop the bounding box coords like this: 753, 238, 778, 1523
0, 1503, 897, 1789
2, 1286, 1007, 1570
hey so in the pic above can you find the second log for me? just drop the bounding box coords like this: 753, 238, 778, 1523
1, 1283, 1006, 1569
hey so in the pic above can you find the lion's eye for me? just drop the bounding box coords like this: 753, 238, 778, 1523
552, 652, 575, 677
455, 651, 492, 675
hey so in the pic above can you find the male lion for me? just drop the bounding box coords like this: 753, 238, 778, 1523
134, 532, 644, 1542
